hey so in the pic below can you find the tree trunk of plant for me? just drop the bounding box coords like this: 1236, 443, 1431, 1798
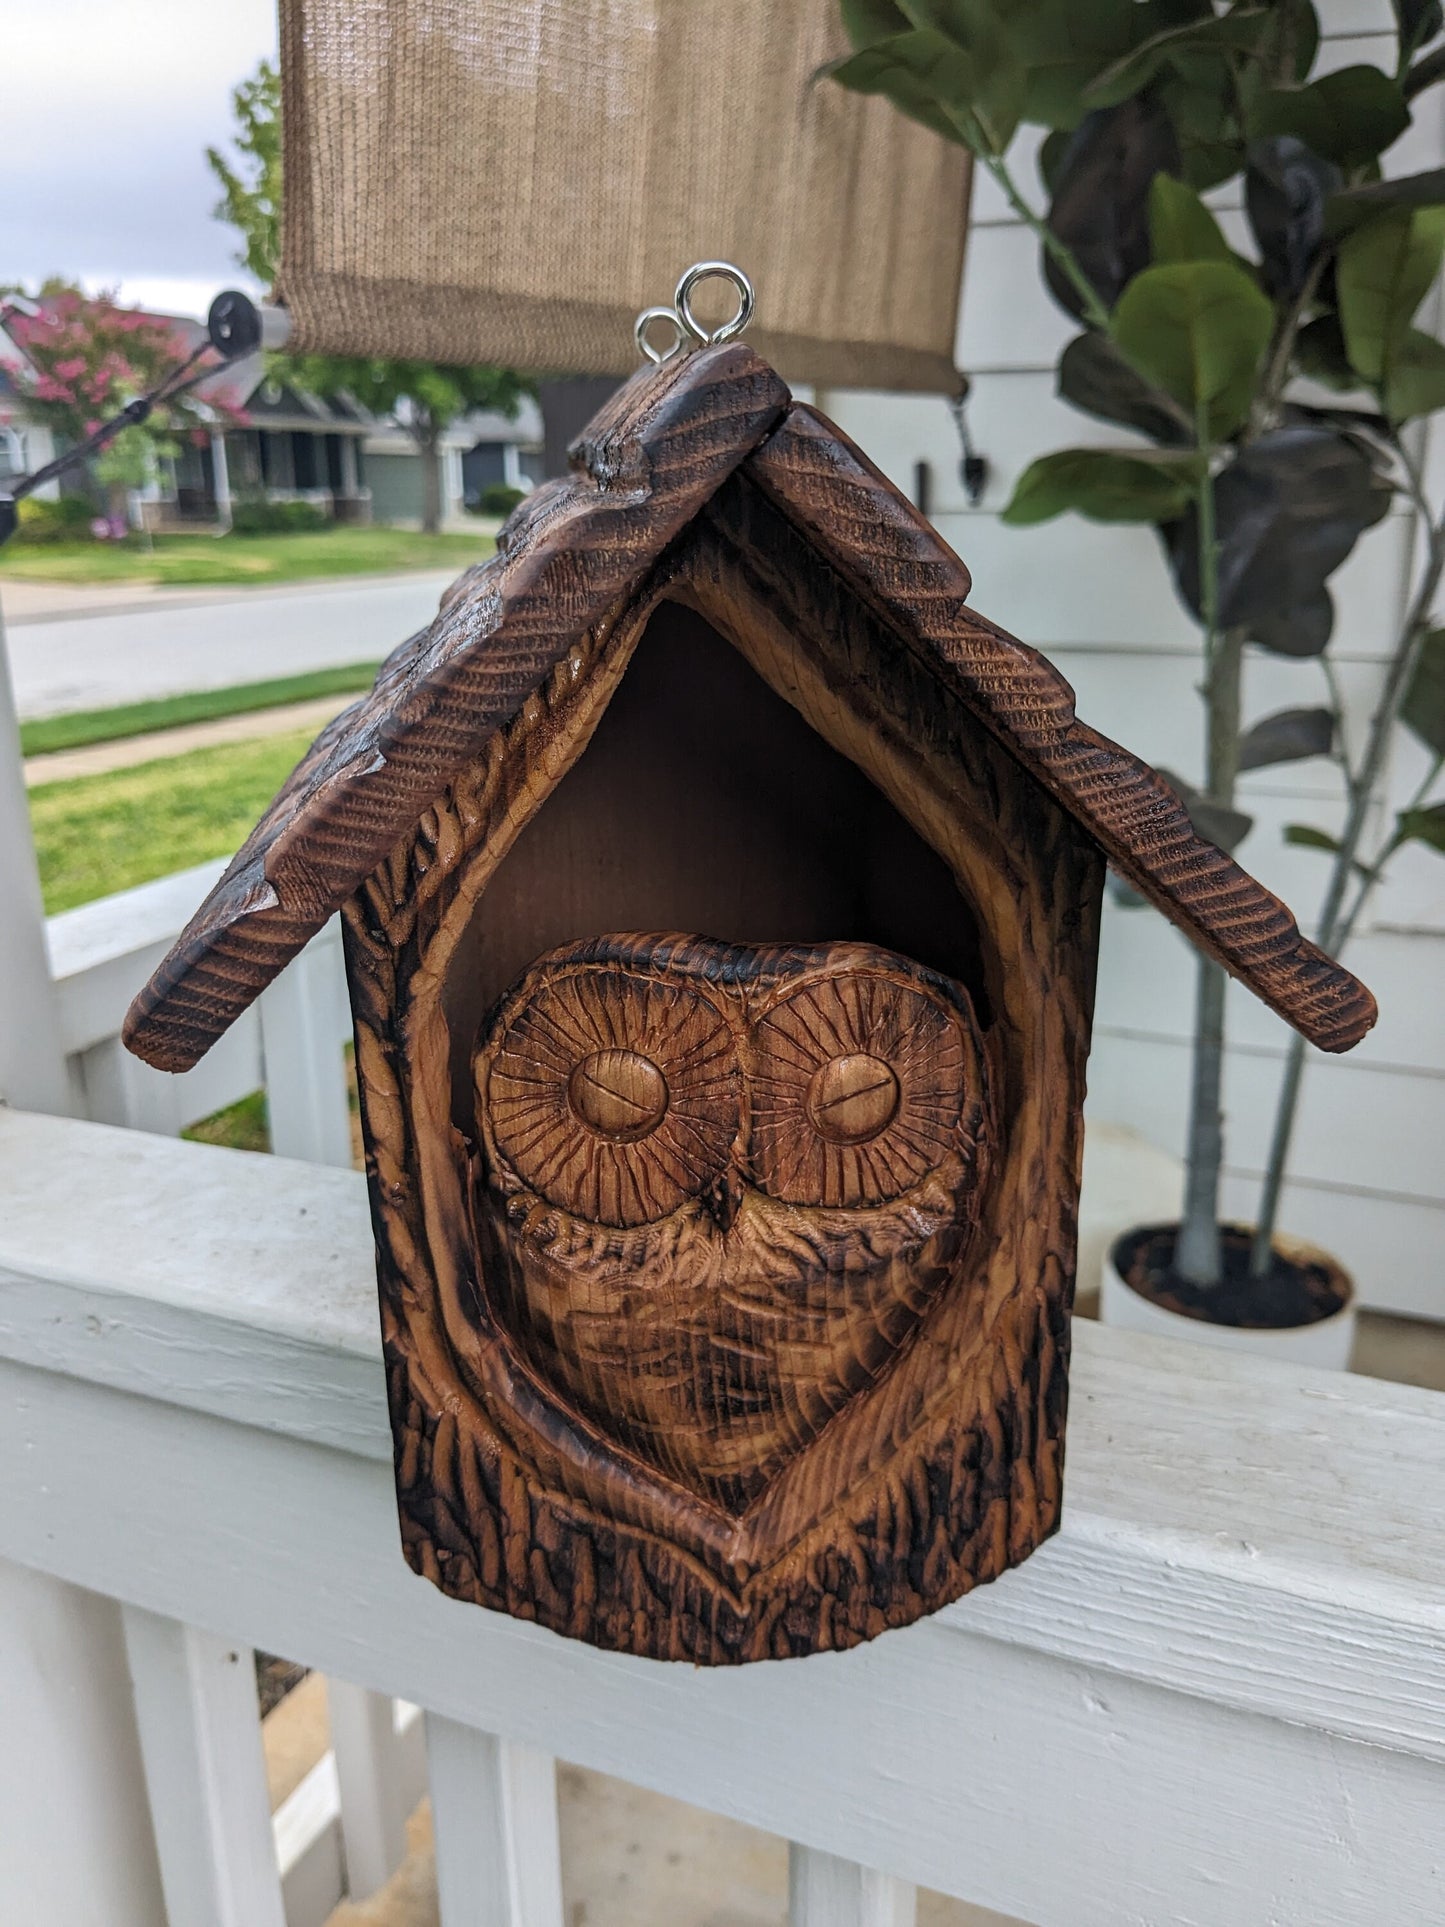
1175, 623, 1245, 1288
420, 424, 443, 537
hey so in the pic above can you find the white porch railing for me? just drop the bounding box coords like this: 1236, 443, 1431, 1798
2, 1105, 1443, 1925
47, 860, 354, 1161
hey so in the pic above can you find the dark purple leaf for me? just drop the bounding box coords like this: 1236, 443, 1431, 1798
1045, 97, 1181, 320
1394, 0, 1444, 63
1285, 823, 1343, 851
1402, 626, 1445, 753
1156, 768, 1255, 852
1165, 426, 1393, 632
1393, 801, 1445, 850
1057, 332, 1193, 444
1249, 591, 1335, 657
1238, 706, 1335, 770
1245, 137, 1341, 300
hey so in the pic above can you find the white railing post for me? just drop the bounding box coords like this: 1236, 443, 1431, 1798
0, 1558, 167, 1925
789, 1845, 917, 1927
121, 1605, 286, 1927
425, 1715, 565, 1927
0, 599, 72, 1115
258, 920, 353, 1168
259, 914, 415, 1903
328, 1679, 411, 1898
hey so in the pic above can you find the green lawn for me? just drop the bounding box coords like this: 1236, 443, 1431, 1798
21, 662, 381, 757
0, 525, 492, 589
30, 727, 315, 913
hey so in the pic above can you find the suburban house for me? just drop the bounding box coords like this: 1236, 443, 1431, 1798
0, 302, 544, 530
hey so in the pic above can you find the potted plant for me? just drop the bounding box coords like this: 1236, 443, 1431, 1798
828, 0, 1445, 1362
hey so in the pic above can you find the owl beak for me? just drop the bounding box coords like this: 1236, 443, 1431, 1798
702, 1164, 745, 1235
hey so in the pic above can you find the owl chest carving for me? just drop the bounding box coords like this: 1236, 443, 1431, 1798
473, 935, 992, 1515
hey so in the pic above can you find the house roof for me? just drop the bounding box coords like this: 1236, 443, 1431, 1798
124, 342, 1376, 1074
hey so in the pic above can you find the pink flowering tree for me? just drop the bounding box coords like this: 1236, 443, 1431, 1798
4, 288, 223, 528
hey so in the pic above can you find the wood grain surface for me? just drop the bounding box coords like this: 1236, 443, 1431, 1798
344, 506, 1100, 1659
474, 933, 991, 1514
123, 343, 789, 1073
125, 369, 1373, 1074
119, 343, 1377, 1662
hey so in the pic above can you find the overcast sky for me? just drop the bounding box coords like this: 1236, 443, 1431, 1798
6, 0, 278, 318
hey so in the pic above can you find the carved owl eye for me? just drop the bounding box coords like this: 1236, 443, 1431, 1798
482, 966, 740, 1228
749, 969, 981, 1208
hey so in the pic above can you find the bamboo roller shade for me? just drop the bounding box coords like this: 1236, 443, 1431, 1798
276, 0, 972, 389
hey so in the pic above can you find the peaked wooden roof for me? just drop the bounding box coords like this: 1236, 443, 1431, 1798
125, 343, 1375, 1074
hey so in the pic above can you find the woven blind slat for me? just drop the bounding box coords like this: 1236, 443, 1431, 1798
276, 0, 971, 390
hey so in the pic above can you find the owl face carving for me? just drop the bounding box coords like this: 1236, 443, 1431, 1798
473, 934, 993, 1516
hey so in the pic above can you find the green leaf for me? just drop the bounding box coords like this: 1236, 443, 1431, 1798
1337, 207, 1445, 388
1157, 52, 1244, 192
1295, 314, 1363, 392
1004, 0, 1150, 131
1148, 173, 1231, 264
1247, 67, 1411, 172
1111, 260, 1274, 440
840, 0, 913, 47
1001, 447, 1201, 526
895, 0, 1025, 150
1285, 823, 1344, 852
1402, 627, 1445, 754
1384, 328, 1445, 419
820, 34, 975, 144
1393, 801, 1445, 851
1158, 769, 1255, 853
1085, 9, 1270, 111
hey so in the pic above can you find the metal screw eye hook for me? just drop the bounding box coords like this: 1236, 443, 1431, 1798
674, 261, 755, 348
635, 306, 687, 366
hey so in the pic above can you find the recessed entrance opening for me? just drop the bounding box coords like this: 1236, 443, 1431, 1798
444, 603, 991, 1132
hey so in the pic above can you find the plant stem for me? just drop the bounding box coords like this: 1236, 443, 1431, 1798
1175, 402, 1244, 1289
975, 152, 1115, 333
1250, 442, 1445, 1275
1252, 255, 1327, 437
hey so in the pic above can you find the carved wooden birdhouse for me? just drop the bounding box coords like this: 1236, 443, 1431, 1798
125, 338, 1375, 1665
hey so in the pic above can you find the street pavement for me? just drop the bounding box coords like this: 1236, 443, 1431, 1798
0, 570, 460, 718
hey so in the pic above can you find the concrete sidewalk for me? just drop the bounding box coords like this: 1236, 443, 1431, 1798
0, 577, 245, 624
24, 691, 358, 786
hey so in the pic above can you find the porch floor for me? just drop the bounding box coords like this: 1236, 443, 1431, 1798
257, 1308, 1445, 1927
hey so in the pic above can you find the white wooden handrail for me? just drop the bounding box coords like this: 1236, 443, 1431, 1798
1, 1109, 1442, 1923
45, 861, 353, 1145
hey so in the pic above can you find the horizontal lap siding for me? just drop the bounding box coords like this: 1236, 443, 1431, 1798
822, 5, 1445, 1317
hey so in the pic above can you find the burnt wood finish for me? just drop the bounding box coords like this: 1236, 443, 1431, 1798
475, 933, 993, 1516
123, 365, 1375, 1074
122, 341, 1379, 1664
123, 343, 790, 1073
342, 527, 1098, 1661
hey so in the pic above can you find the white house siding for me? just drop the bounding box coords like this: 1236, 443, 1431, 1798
821, 1, 1445, 1320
